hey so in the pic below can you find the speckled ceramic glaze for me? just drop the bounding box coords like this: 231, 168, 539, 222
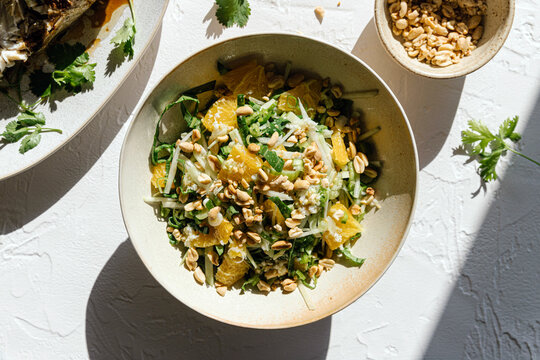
119, 33, 418, 328
374, 0, 515, 78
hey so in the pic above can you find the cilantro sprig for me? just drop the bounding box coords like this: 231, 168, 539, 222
461, 116, 540, 182
215, 0, 251, 28
1, 42, 95, 153
110, 0, 136, 58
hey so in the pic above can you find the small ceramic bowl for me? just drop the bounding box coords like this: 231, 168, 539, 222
119, 33, 418, 328
374, 0, 515, 78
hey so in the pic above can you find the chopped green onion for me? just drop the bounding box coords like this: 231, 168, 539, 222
259, 144, 285, 172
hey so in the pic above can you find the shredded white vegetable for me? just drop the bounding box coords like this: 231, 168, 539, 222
298, 282, 315, 311
164, 145, 180, 194
264, 190, 293, 201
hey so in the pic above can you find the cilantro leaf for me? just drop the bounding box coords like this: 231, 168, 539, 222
1, 121, 28, 143
111, 17, 136, 58
51, 52, 96, 93
460, 116, 540, 183
215, 0, 251, 28
461, 119, 496, 154
498, 115, 521, 142
17, 110, 46, 126
19, 129, 41, 154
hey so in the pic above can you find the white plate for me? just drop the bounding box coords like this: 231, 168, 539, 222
0, 0, 168, 181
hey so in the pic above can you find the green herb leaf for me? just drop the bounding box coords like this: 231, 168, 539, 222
111, 16, 136, 58
17, 110, 46, 126
1, 121, 28, 143
460, 116, 540, 183
241, 274, 259, 291
269, 196, 292, 218
478, 148, 504, 182
338, 246, 366, 267
19, 129, 41, 154
215, 245, 224, 256
259, 144, 284, 172
51, 52, 96, 93
215, 0, 251, 28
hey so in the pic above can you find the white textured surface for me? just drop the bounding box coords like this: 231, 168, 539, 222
0, 0, 539, 359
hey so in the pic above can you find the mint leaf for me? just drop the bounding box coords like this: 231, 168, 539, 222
215, 0, 251, 28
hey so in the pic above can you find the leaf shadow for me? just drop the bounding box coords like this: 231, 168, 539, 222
203, 3, 224, 39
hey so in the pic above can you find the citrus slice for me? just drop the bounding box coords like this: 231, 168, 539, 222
331, 131, 350, 169
323, 203, 363, 250
221, 60, 258, 90
278, 79, 322, 116
202, 96, 237, 131
232, 65, 269, 99
218, 144, 263, 183
151, 162, 173, 190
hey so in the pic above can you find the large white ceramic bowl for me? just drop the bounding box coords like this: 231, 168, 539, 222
119, 33, 418, 329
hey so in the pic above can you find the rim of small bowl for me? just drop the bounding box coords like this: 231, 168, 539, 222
373, 0, 516, 79
118, 32, 420, 329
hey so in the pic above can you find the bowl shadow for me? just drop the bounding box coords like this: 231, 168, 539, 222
85, 240, 331, 360
353, 18, 465, 170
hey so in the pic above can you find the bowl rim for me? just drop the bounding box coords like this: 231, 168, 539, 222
373, 0, 516, 79
118, 32, 420, 329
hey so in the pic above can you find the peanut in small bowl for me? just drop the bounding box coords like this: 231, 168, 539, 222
374, 0, 515, 78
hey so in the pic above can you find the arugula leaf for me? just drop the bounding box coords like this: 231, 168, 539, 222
241, 274, 259, 291
269, 196, 292, 218
215, 0, 251, 28
19, 129, 41, 154
461, 116, 540, 182
259, 144, 284, 172
338, 246, 366, 267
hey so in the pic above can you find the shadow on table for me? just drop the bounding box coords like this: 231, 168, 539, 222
422, 92, 540, 358
85, 240, 331, 360
352, 18, 465, 170
0, 25, 162, 236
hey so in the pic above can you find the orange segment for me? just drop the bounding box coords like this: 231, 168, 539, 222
215, 253, 249, 286
202, 96, 237, 131
278, 79, 322, 116
151, 162, 174, 190
221, 60, 258, 90
190, 219, 233, 247
218, 144, 263, 183
323, 203, 363, 250
263, 199, 285, 227
331, 131, 349, 169
232, 65, 268, 99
